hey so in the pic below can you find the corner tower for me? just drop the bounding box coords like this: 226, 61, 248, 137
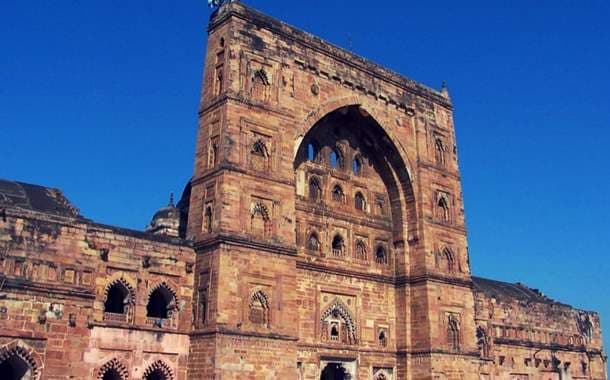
187, 2, 478, 379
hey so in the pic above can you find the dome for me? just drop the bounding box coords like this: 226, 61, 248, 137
146, 194, 180, 238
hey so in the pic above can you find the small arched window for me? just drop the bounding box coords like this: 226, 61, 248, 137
354, 240, 367, 261
330, 148, 344, 169
104, 281, 131, 315
320, 299, 357, 345
435, 138, 446, 166
307, 142, 320, 162
307, 232, 320, 251
208, 137, 219, 168
251, 69, 270, 101
375, 197, 386, 216
251, 202, 272, 238
477, 326, 491, 358
354, 192, 366, 211
447, 315, 460, 351
443, 247, 456, 273
331, 185, 344, 203
375, 245, 388, 265
436, 195, 450, 223
378, 329, 388, 347
329, 322, 340, 341
352, 155, 363, 176
249, 290, 270, 326
308, 177, 322, 203
204, 206, 213, 233
146, 284, 177, 319
214, 66, 224, 97
331, 235, 344, 257
250, 139, 269, 171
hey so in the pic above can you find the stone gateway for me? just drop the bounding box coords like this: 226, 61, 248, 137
0, 2, 606, 379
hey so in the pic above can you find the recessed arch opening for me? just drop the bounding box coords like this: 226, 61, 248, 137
331, 234, 345, 257
0, 353, 31, 380
295, 104, 416, 246
104, 279, 133, 315
307, 232, 321, 251
330, 147, 344, 169
146, 284, 177, 319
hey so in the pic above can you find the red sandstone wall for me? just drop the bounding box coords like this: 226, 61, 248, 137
474, 289, 606, 379
0, 208, 194, 379
188, 2, 479, 379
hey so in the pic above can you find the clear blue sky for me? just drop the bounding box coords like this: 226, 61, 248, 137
2, 0, 609, 359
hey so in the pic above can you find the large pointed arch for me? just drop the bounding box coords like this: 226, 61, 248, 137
294, 99, 418, 245
295, 96, 416, 182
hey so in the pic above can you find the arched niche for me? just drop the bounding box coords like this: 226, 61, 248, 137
146, 283, 178, 320
294, 104, 417, 253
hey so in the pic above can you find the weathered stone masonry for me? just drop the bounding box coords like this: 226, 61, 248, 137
0, 2, 606, 379
0, 181, 193, 379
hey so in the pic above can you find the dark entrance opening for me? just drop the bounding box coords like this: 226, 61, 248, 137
147, 286, 175, 319
0, 354, 31, 380
101, 368, 122, 380
145, 369, 167, 380
320, 363, 349, 380
104, 283, 129, 314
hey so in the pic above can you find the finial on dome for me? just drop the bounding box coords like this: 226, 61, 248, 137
146, 193, 180, 238
441, 80, 450, 98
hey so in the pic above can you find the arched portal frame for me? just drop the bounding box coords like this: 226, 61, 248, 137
294, 98, 419, 246
145, 281, 179, 328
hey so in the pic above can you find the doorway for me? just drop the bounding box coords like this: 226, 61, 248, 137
320, 362, 352, 380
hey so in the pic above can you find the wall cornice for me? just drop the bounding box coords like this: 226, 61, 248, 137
210, 2, 453, 110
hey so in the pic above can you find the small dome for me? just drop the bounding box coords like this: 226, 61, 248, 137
146, 193, 180, 238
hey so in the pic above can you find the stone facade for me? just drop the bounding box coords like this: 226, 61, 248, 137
0, 2, 606, 380
0, 181, 194, 379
